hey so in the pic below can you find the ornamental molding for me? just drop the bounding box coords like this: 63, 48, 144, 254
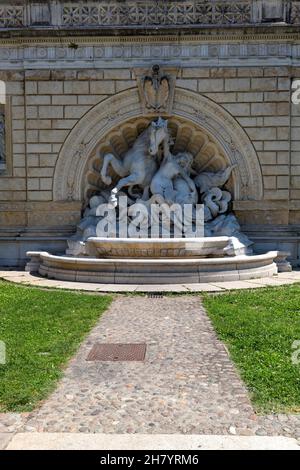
1, 38, 300, 69
2, 33, 300, 46
135, 65, 178, 116
291, 1, 300, 22
60, 1, 253, 27
0, 1, 299, 30
53, 87, 263, 203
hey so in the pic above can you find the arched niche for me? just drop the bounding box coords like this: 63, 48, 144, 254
53, 88, 263, 203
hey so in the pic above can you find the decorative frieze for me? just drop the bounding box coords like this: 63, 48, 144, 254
0, 40, 299, 70
291, 1, 300, 23
0, 1, 300, 30
61, 1, 252, 27
0, 5, 24, 28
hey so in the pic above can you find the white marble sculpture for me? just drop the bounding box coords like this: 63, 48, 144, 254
101, 117, 169, 207
194, 165, 236, 194
150, 150, 197, 205
67, 118, 253, 256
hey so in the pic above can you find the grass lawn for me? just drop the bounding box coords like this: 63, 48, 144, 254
203, 284, 300, 414
0, 280, 112, 412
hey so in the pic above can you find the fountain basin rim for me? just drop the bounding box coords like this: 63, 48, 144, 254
28, 250, 279, 266
26, 250, 279, 284
86, 236, 231, 258
87, 237, 230, 244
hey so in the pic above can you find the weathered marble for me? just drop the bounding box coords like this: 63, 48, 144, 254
68, 118, 252, 251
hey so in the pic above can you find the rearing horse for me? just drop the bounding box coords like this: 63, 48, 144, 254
100, 118, 169, 207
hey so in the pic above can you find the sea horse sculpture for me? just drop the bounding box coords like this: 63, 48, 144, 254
100, 117, 170, 207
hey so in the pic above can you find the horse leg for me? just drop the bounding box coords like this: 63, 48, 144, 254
109, 173, 140, 207
142, 185, 150, 201
101, 153, 127, 186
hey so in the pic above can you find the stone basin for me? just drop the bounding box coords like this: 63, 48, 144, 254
26, 250, 279, 284
86, 237, 231, 259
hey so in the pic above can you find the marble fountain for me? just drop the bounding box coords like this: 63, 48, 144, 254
26, 118, 282, 285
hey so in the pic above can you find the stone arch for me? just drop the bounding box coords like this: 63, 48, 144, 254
53, 87, 263, 202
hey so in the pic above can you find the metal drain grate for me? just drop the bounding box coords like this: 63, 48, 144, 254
147, 292, 164, 298
86, 343, 147, 362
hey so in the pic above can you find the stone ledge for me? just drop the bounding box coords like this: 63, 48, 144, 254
25, 250, 279, 285
5, 432, 300, 450
0, 433, 13, 451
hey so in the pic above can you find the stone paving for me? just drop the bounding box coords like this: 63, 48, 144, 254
2, 295, 296, 439
1, 269, 300, 293
0, 413, 29, 433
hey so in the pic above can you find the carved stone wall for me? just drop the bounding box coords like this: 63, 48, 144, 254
0, 1, 300, 30
1, 39, 300, 69
291, 0, 300, 22
60, 1, 253, 27
0, 21, 300, 265
0, 4, 24, 28
53, 88, 262, 203
0, 62, 295, 208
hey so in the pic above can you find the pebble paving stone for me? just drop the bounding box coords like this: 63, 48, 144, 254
18, 296, 300, 438
1, 270, 300, 292
0, 413, 29, 433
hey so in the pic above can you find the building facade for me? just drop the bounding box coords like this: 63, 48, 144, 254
0, 0, 300, 266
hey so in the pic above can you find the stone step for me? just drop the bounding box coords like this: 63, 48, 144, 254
4, 433, 300, 451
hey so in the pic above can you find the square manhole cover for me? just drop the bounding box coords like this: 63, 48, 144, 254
86, 343, 147, 362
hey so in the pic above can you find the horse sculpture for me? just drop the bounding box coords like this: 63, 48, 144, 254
100, 117, 169, 207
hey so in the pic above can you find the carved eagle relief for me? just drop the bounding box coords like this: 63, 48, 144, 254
143, 74, 170, 111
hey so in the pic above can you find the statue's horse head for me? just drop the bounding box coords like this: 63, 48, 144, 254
148, 117, 169, 156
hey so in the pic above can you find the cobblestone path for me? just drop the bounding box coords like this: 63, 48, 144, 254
3, 295, 299, 437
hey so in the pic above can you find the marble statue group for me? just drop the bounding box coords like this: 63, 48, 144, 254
67, 118, 253, 256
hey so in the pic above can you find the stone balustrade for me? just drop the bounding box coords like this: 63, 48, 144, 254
0, 1, 299, 30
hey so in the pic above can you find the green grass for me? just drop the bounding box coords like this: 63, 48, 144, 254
203, 285, 300, 413
0, 280, 112, 412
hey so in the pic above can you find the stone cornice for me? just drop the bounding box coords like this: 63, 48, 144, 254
1, 31, 300, 46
